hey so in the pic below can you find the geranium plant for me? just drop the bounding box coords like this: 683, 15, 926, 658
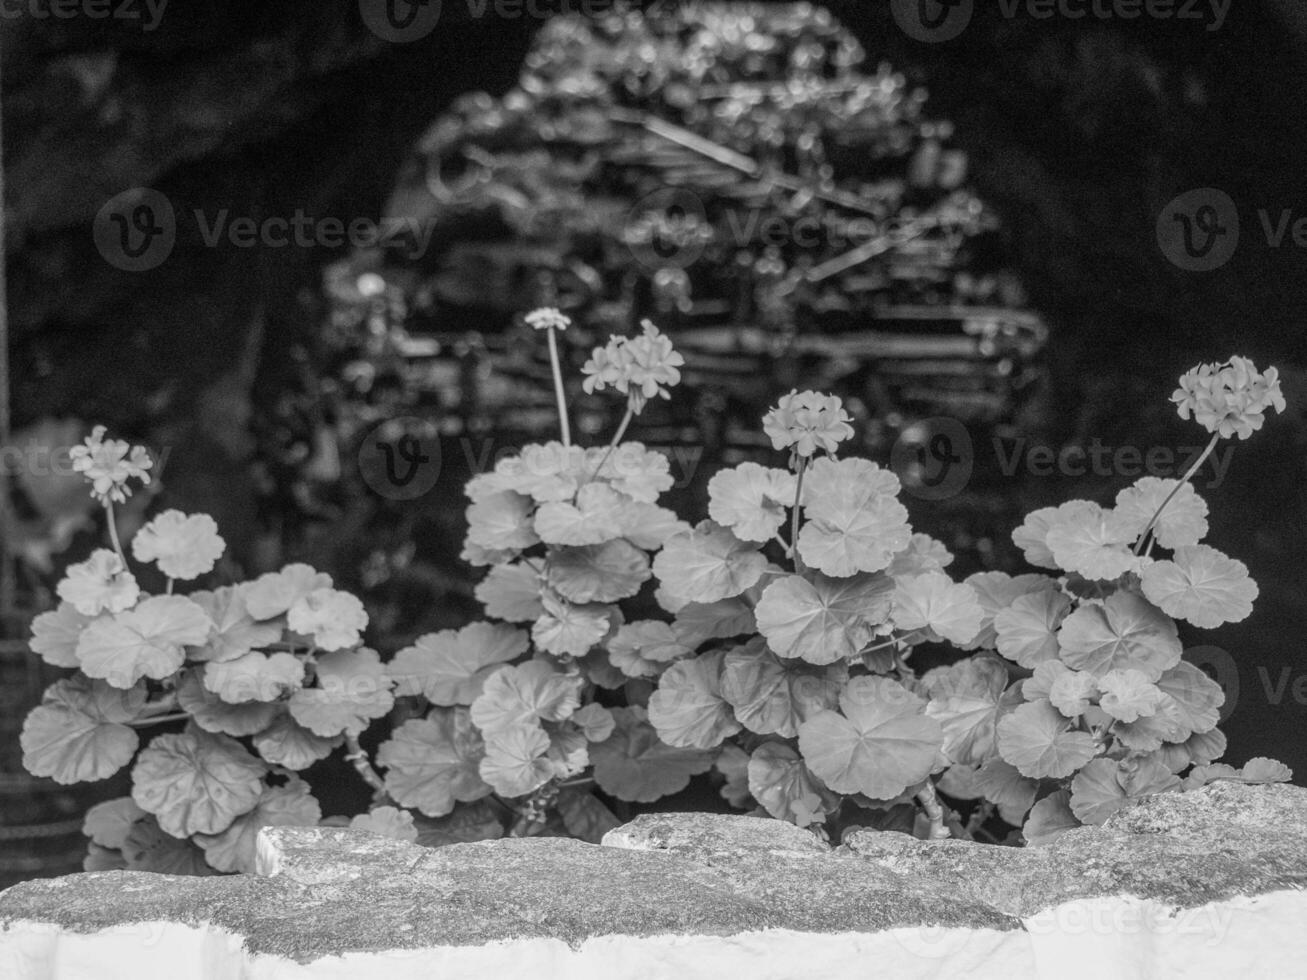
22, 329, 1293, 873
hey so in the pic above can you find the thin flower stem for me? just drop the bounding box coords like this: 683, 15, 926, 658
790, 457, 808, 573
546, 327, 571, 447
858, 629, 926, 657
344, 734, 390, 802
1132, 432, 1221, 555
104, 501, 128, 566
586, 402, 635, 484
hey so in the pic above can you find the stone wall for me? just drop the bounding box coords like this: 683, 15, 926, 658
2, 782, 1304, 978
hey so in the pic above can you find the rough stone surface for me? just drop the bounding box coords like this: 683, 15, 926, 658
840, 781, 1307, 917
1, 782, 1305, 978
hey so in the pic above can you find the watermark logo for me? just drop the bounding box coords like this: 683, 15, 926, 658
1184, 645, 1238, 723
358, 0, 442, 42
891, 418, 974, 501
891, 0, 974, 43
93, 188, 176, 272
1156, 188, 1240, 272
358, 418, 443, 501
624, 187, 711, 271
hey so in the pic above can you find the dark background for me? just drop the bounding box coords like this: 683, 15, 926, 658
2, 0, 1303, 784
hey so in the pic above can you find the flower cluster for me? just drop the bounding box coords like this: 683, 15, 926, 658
1171, 356, 1286, 440
581, 320, 685, 414
69, 426, 153, 504
762, 389, 855, 460
524, 308, 571, 332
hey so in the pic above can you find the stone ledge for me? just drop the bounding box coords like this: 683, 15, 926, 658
1, 782, 1305, 979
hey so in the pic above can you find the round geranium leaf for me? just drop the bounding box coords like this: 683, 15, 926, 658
21, 677, 147, 784
647, 650, 742, 750
534, 483, 628, 546
1139, 545, 1258, 628
921, 657, 1010, 766
607, 620, 693, 679
389, 622, 528, 706
890, 572, 984, 646
747, 741, 838, 827
1022, 790, 1078, 845
474, 563, 544, 623
974, 758, 1039, 824
996, 700, 1098, 779
350, 806, 419, 843
652, 521, 767, 607
77, 595, 213, 689
177, 669, 280, 736
797, 676, 943, 800
720, 638, 839, 738
83, 797, 148, 850
465, 490, 539, 552
251, 714, 342, 770
195, 778, 322, 874
131, 510, 226, 581
1070, 756, 1180, 826
30, 602, 92, 668
377, 708, 491, 817
203, 651, 305, 704
547, 539, 652, 604
1056, 592, 1182, 681
1155, 661, 1225, 735
186, 586, 283, 663
470, 660, 584, 733
756, 572, 893, 665
478, 725, 554, 798
961, 572, 1059, 651
994, 590, 1072, 668
122, 816, 217, 876
707, 462, 797, 542
1043, 501, 1137, 582
531, 594, 617, 658
797, 459, 910, 576
242, 564, 332, 620
590, 706, 716, 803
1114, 477, 1208, 549
131, 730, 268, 838
289, 648, 394, 737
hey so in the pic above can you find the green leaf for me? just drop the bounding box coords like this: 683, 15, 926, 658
996, 701, 1098, 779
755, 571, 892, 665
671, 594, 757, 648
647, 650, 742, 750
747, 741, 838, 827
187, 586, 283, 663
994, 590, 1072, 668
974, 758, 1039, 824
83, 797, 147, 850
1022, 790, 1078, 845
465, 490, 539, 552
1155, 661, 1224, 735
719, 637, 840, 738
469, 660, 583, 733
607, 620, 693, 679
389, 622, 528, 706
652, 521, 767, 608
1139, 545, 1258, 629
122, 816, 218, 876
350, 806, 419, 843
922, 657, 1010, 766
797, 458, 911, 577
21, 676, 146, 784
590, 706, 715, 802
1070, 757, 1180, 826
251, 714, 342, 770
177, 668, 280, 737
890, 572, 984, 646
203, 651, 305, 704
475, 563, 544, 623
377, 708, 491, 817
76, 595, 213, 689
29, 602, 92, 668
797, 676, 943, 799
131, 729, 268, 837
547, 539, 652, 604
1056, 592, 1182, 681
195, 778, 322, 873
478, 724, 553, 798
289, 648, 395, 737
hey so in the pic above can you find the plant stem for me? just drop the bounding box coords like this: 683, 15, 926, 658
546, 327, 571, 447
790, 456, 808, 573
586, 402, 635, 484
1133, 432, 1220, 555
344, 734, 389, 802
126, 712, 189, 728
105, 501, 128, 566
915, 782, 951, 840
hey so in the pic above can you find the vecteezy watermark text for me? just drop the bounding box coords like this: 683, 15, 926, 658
93, 188, 437, 272
0, 0, 168, 30
891, 0, 1228, 43
992, 437, 1234, 488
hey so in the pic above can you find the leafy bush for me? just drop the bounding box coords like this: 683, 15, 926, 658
22, 320, 1293, 872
